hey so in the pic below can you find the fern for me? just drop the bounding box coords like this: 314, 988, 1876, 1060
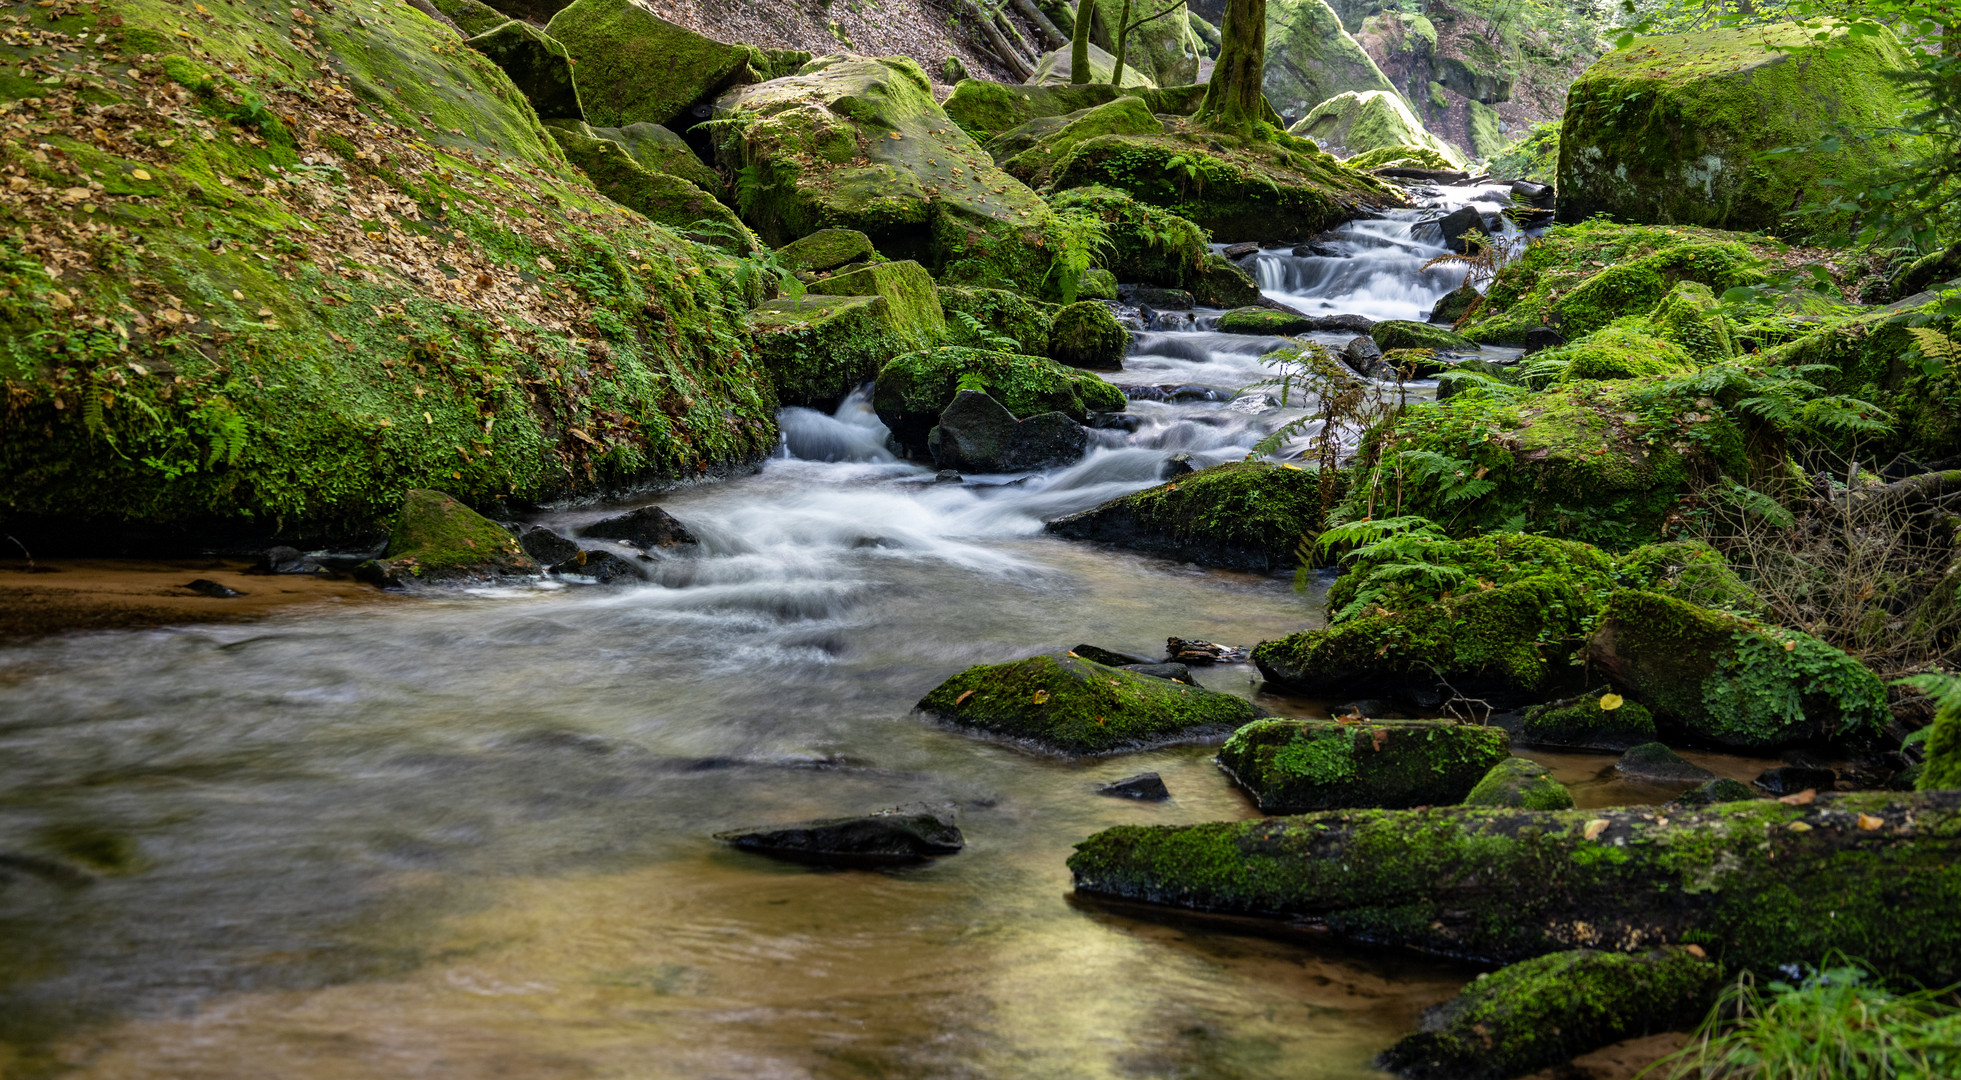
1394, 449, 1495, 505
950, 309, 1019, 351
1314, 515, 1444, 552
1435, 370, 1530, 401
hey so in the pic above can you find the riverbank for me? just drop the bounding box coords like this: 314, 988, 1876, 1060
0, 559, 390, 642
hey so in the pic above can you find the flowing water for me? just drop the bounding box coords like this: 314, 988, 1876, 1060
0, 187, 1744, 1080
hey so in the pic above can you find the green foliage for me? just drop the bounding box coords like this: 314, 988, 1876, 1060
949, 309, 1021, 351
1490, 120, 1560, 184
1902, 672, 1961, 791
1631, 361, 1895, 443
1047, 184, 1210, 287
1043, 204, 1114, 305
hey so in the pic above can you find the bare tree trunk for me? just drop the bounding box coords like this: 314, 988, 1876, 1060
1193, 0, 1265, 131
995, 7, 1039, 64
1010, 0, 1068, 48
1070, 0, 1094, 83
964, 0, 1035, 80
1108, 0, 1132, 84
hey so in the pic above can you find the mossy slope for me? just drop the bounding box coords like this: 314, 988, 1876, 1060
1219, 718, 1512, 812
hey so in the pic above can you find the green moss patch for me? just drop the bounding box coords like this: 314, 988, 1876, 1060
1516, 697, 1657, 752
368, 488, 537, 582
1462, 757, 1575, 811
998, 97, 1166, 188
544, 122, 747, 244
1046, 462, 1329, 573
1046, 185, 1212, 291
545, 0, 758, 127
1372, 319, 1473, 351
1219, 718, 1512, 813
806, 260, 946, 352
1047, 301, 1128, 370
747, 295, 911, 407
778, 228, 875, 275
938, 286, 1055, 355
943, 79, 1127, 145
1291, 90, 1462, 168
873, 346, 1123, 454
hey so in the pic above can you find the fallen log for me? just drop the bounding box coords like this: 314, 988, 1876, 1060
1067, 790, 1961, 987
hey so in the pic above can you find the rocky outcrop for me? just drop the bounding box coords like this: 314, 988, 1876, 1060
748, 295, 916, 407
545, 0, 765, 127
1290, 90, 1462, 167
1264, 0, 1399, 122
544, 122, 749, 243
1046, 462, 1327, 573
1218, 718, 1512, 812
358, 490, 539, 584
804, 261, 948, 351
466, 20, 584, 120
928, 390, 1088, 472
590, 121, 725, 200
872, 346, 1125, 456
716, 804, 964, 866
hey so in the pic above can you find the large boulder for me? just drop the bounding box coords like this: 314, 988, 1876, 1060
1590, 590, 1889, 750
545, 0, 761, 127
938, 286, 1056, 355
464, 21, 582, 121
916, 654, 1268, 755
1046, 462, 1327, 573
1378, 948, 1720, 1080
995, 97, 1166, 187
1067, 791, 1961, 987
747, 294, 914, 407
1289, 90, 1463, 167
1557, 22, 1920, 237
1072, 0, 1200, 86
712, 57, 1062, 294
359, 490, 539, 584
590, 121, 724, 200
543, 122, 749, 243
777, 228, 876, 276
1218, 718, 1512, 812
943, 79, 1128, 144
804, 260, 947, 352
1027, 43, 1160, 88
928, 390, 1089, 473
1462, 757, 1574, 811
430, 0, 514, 38
873, 346, 1125, 456
1265, 0, 1400, 121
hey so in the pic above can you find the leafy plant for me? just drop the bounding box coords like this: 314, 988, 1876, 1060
950, 308, 1020, 351
1043, 206, 1113, 304
689, 219, 802, 307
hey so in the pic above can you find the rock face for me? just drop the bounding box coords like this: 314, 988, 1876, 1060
716, 805, 964, 866
545, 0, 760, 127
939, 286, 1055, 355
581, 505, 698, 549
1591, 590, 1889, 750
466, 20, 583, 120
1290, 90, 1462, 167
593, 121, 725, 199
361, 490, 540, 584
1462, 757, 1574, 811
1378, 948, 1721, 1080
917, 654, 1268, 755
805, 261, 948, 352
1046, 462, 1327, 573
1557, 23, 1919, 236
1218, 718, 1513, 813
712, 57, 1061, 294
1066, 791, 1961, 986
928, 391, 1089, 473
544, 122, 748, 243
872, 346, 1125, 457
778, 228, 877, 275
1371, 319, 1473, 351
1047, 301, 1129, 370
1264, 0, 1399, 121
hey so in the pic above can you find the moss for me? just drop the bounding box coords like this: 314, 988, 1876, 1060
1191, 255, 1264, 307
1379, 948, 1719, 1080
592, 122, 724, 201
1491, 119, 1560, 185
1462, 757, 1576, 811
1525, 324, 1696, 386
431, 0, 515, 39
1344, 144, 1457, 171
1048, 301, 1128, 370
1466, 99, 1504, 160
805, 260, 947, 352
1557, 22, 1924, 238
1264, 0, 1399, 118
1645, 280, 1736, 361
1214, 308, 1312, 335
1517, 698, 1657, 752
1219, 718, 1513, 813
1591, 590, 1889, 749
371, 488, 537, 581
1373, 319, 1473, 351
1614, 538, 1762, 614
1046, 461, 1330, 573
778, 228, 875, 275
1327, 531, 1617, 623
1917, 695, 1961, 791
1291, 90, 1463, 168
1075, 0, 1198, 87
1027, 42, 1160, 89
544, 0, 757, 127
915, 653, 1267, 755
544, 123, 749, 244
1046, 185, 1211, 291
873, 346, 1125, 453
465, 20, 583, 122
1065, 790, 1961, 986
0, 0, 778, 541
998, 97, 1165, 188
938, 286, 1056, 355
747, 294, 910, 407
1079, 267, 1118, 300
942, 79, 1127, 145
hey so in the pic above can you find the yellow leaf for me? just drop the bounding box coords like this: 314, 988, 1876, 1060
1583, 819, 1609, 841
1777, 789, 1816, 806
1782, 640, 1796, 652
47, 290, 72, 310
1857, 813, 1884, 831
422, 411, 433, 424
1787, 821, 1813, 833
1599, 693, 1624, 711
131, 168, 152, 181
231, 289, 244, 300
1685, 944, 1706, 958
1030, 690, 1050, 704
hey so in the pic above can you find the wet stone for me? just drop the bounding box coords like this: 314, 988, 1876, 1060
581, 505, 698, 549
1096, 772, 1170, 800
715, 804, 964, 867
1756, 765, 1837, 796
1667, 777, 1760, 809
551, 549, 649, 584
184, 579, 243, 598
1161, 452, 1197, 479
1120, 662, 1200, 686
1615, 742, 1717, 783
517, 525, 580, 566
1127, 285, 1194, 309
249, 546, 317, 575
1070, 644, 1157, 667
1166, 638, 1249, 664
1522, 327, 1567, 355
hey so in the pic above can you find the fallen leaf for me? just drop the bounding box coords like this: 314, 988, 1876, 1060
1371, 729, 1389, 751
954, 689, 975, 706
1782, 640, 1796, 652
1856, 813, 1884, 831
1599, 692, 1624, 711
1685, 944, 1706, 958
1583, 819, 1610, 841
47, 290, 72, 310
422, 411, 433, 424
1777, 789, 1816, 806
1788, 821, 1813, 833
231, 289, 244, 300
131, 168, 152, 181
1030, 690, 1050, 704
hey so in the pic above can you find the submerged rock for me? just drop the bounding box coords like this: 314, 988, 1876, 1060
1377, 948, 1720, 1080
1462, 757, 1574, 811
184, 579, 243, 599
1614, 742, 1716, 783
1756, 765, 1836, 796
581, 505, 698, 550
1069, 644, 1157, 667
928, 391, 1088, 473
358, 490, 540, 585
1097, 772, 1171, 800
550, 548, 648, 584
916, 653, 1267, 755
1218, 718, 1512, 813
1046, 462, 1326, 573
716, 804, 964, 866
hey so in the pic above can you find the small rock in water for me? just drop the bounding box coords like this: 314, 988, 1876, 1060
1668, 777, 1760, 809
1087, 411, 1141, 432
1121, 662, 1200, 686
1226, 393, 1279, 414
1522, 326, 1567, 355
1756, 765, 1837, 795
1166, 637, 1249, 664
928, 390, 1088, 473
517, 525, 580, 566
1160, 452, 1197, 479
715, 803, 964, 867
184, 579, 243, 598
1127, 285, 1194, 310
1161, 384, 1223, 403
1294, 242, 1345, 258
1510, 179, 1554, 205
935, 469, 964, 483
248, 546, 316, 575
580, 505, 698, 550
1615, 742, 1718, 783
551, 549, 648, 584
1221, 242, 1260, 260
1096, 772, 1170, 800
1070, 643, 1158, 667
1334, 699, 1394, 720
1434, 205, 1485, 254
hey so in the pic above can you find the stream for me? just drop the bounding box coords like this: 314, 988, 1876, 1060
0, 186, 1774, 1079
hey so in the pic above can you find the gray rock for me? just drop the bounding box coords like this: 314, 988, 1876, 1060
184, 579, 243, 598
251, 546, 317, 575
1071, 643, 1157, 667
1755, 765, 1837, 795
1121, 662, 1200, 686
1510, 179, 1554, 204
1522, 327, 1567, 355
1166, 637, 1249, 664
715, 804, 964, 866
581, 505, 697, 549
1221, 242, 1260, 260
1128, 285, 1195, 309
1435, 205, 1486, 253
517, 525, 580, 566
1161, 452, 1197, 479
1615, 742, 1718, 783
551, 549, 649, 584
1097, 772, 1170, 800
928, 390, 1089, 473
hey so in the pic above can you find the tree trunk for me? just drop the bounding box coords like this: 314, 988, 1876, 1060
1193, 0, 1265, 130
1068, 791, 1961, 988
1108, 0, 1132, 84
1011, 0, 1069, 48
965, 0, 1035, 80
1070, 0, 1098, 84
995, 6, 1039, 65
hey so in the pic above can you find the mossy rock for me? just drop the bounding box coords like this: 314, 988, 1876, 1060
1066, 791, 1961, 986
1265, 0, 1400, 120
1046, 461, 1329, 573
778, 228, 876, 275
1047, 185, 1213, 292
938, 285, 1055, 355
1290, 90, 1463, 168
1026, 42, 1160, 89
1079, 267, 1119, 301
873, 346, 1125, 455
366, 489, 538, 583
1462, 757, 1575, 811
1591, 589, 1889, 750
998, 97, 1165, 188
916, 654, 1267, 755
943, 79, 1127, 144
1670, 777, 1761, 808
545, 0, 758, 127
1645, 280, 1736, 361
1344, 143, 1457, 171
1048, 301, 1128, 370
747, 294, 913, 408
1214, 307, 1314, 335
1427, 282, 1480, 324
1071, 0, 1199, 87
0, 0, 780, 540
1378, 948, 1720, 1080
1191, 254, 1264, 307
713, 57, 1061, 296
1516, 697, 1657, 752
591, 121, 723, 201
544, 122, 749, 246
1920, 694, 1961, 792
1371, 319, 1473, 351
1219, 718, 1512, 813
805, 260, 946, 353
434, 0, 521, 40
465, 20, 583, 121
1558, 22, 1923, 238
1523, 324, 1695, 386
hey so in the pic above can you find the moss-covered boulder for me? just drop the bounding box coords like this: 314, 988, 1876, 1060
1558, 22, 1922, 237
1515, 696, 1658, 752
1073, 0, 1200, 87
361, 489, 538, 583
430, 0, 514, 38
1372, 319, 1473, 351
873, 347, 1125, 455
1046, 185, 1214, 292
1378, 948, 1719, 1080
1645, 279, 1737, 361
712, 57, 1063, 295
1265, 0, 1400, 120
465, 20, 583, 121
1919, 695, 1961, 792
1290, 91, 1463, 167
997, 97, 1166, 187
1048, 301, 1129, 370
805, 260, 946, 352
1219, 718, 1512, 813
0, 0, 779, 542
1027, 42, 1161, 88
916, 654, 1267, 755
1463, 757, 1574, 811
545, 0, 760, 127
1067, 791, 1961, 986
943, 79, 1127, 144
778, 228, 876, 276
1214, 308, 1314, 335
592, 121, 723, 201
1046, 462, 1327, 573
1590, 590, 1889, 750
939, 286, 1055, 355
747, 295, 913, 407
544, 123, 748, 244
1522, 324, 1696, 386
1345, 143, 1458, 172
